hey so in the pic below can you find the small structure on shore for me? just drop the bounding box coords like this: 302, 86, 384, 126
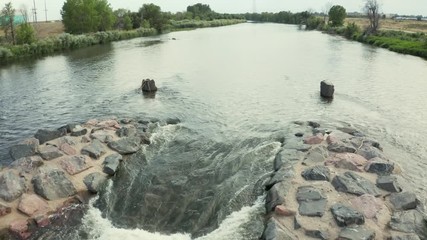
141, 79, 157, 92
320, 80, 335, 98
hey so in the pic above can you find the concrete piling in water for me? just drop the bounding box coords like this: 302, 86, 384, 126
320, 80, 334, 98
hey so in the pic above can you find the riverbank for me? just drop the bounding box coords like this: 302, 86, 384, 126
0, 117, 178, 239
0, 19, 245, 65
261, 121, 427, 239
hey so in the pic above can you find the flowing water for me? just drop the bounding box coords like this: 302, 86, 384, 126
1, 23, 427, 239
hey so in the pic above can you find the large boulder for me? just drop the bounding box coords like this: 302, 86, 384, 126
81, 139, 106, 159
34, 129, 66, 144
389, 192, 418, 210
301, 165, 330, 181
10, 156, 44, 173
389, 210, 427, 238
18, 193, 50, 217
350, 194, 383, 219
103, 153, 122, 175
83, 172, 107, 193
141, 79, 158, 92
70, 125, 88, 137
107, 137, 141, 155
32, 169, 76, 200
320, 80, 334, 98
38, 145, 64, 160
338, 226, 375, 240
330, 203, 365, 227
332, 171, 381, 197
9, 138, 39, 160
376, 175, 401, 192
0, 170, 26, 202
325, 153, 368, 172
364, 157, 394, 175
297, 186, 327, 217
260, 217, 297, 240
61, 155, 91, 175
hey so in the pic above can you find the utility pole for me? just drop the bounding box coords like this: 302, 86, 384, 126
32, 0, 37, 23
44, 0, 47, 22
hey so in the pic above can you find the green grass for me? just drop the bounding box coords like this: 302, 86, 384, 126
363, 34, 427, 59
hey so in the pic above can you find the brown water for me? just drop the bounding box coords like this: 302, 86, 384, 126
1, 23, 427, 238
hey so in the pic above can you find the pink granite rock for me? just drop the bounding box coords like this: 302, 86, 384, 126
35, 214, 50, 227
60, 143, 77, 155
0, 202, 11, 216
275, 205, 296, 216
350, 194, 383, 219
303, 134, 324, 145
61, 155, 91, 175
97, 120, 120, 129
86, 119, 98, 126
18, 193, 50, 217
326, 135, 339, 144
325, 153, 368, 172
9, 219, 31, 239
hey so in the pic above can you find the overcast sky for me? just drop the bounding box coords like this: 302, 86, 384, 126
3, 0, 427, 21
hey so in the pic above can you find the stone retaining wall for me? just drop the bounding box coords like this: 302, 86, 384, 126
261, 121, 427, 240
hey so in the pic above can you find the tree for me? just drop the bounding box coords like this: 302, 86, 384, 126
0, 2, 16, 44
139, 4, 168, 33
114, 9, 133, 30
322, 2, 333, 24
364, 0, 380, 34
16, 6, 36, 44
328, 5, 346, 26
186, 3, 212, 20
61, 0, 115, 34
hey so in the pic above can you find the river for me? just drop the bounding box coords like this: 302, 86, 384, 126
1, 23, 427, 239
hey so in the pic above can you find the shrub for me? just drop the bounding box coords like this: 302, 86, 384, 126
16, 23, 37, 45
306, 17, 324, 30
344, 22, 361, 39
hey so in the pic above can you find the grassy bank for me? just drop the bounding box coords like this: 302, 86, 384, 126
0, 19, 245, 65
308, 17, 427, 60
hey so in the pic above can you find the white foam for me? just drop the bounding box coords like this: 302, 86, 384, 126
81, 193, 263, 240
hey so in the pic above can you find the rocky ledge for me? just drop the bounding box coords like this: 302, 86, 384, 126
261, 121, 427, 240
0, 117, 177, 240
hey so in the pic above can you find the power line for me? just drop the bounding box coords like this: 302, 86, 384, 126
32, 0, 37, 23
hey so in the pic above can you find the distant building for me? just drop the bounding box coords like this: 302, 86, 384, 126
1, 15, 26, 25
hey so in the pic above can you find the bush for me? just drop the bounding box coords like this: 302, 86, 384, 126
16, 23, 37, 45
306, 17, 324, 30
344, 22, 361, 39
328, 5, 346, 27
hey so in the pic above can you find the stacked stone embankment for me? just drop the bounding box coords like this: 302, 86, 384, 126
261, 121, 427, 240
0, 117, 174, 239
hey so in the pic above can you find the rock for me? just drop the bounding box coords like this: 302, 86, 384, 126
303, 145, 329, 165
61, 155, 91, 175
34, 214, 50, 228
9, 141, 37, 161
81, 139, 106, 159
10, 156, 44, 173
116, 125, 137, 137
301, 165, 330, 181
58, 136, 77, 146
60, 143, 77, 155
86, 119, 98, 126
389, 234, 421, 240
90, 131, 114, 143
308, 121, 321, 128
325, 153, 368, 172
260, 217, 297, 240
18, 193, 50, 217
299, 199, 327, 217
0, 170, 26, 202
294, 216, 301, 230
32, 169, 76, 200
389, 192, 418, 210
350, 194, 383, 219
303, 134, 324, 145
331, 203, 365, 227
96, 119, 120, 129
320, 80, 334, 98
107, 137, 141, 155
59, 122, 80, 133
389, 210, 427, 237
297, 186, 327, 217
273, 151, 284, 171
305, 229, 330, 239
327, 141, 356, 153
356, 145, 386, 160
70, 125, 88, 137
38, 145, 64, 160
103, 153, 122, 175
141, 79, 158, 92
364, 157, 394, 175
337, 127, 363, 136
265, 182, 289, 214
81, 136, 91, 143
338, 226, 375, 240
9, 219, 31, 240
376, 175, 401, 192
332, 171, 381, 197
275, 205, 296, 216
34, 129, 66, 144
166, 117, 180, 125
326, 135, 339, 144
297, 186, 325, 201
0, 202, 11, 216
295, 132, 304, 137
83, 172, 107, 193
265, 166, 294, 190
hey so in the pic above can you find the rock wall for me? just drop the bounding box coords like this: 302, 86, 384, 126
0, 117, 171, 240
261, 121, 427, 240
